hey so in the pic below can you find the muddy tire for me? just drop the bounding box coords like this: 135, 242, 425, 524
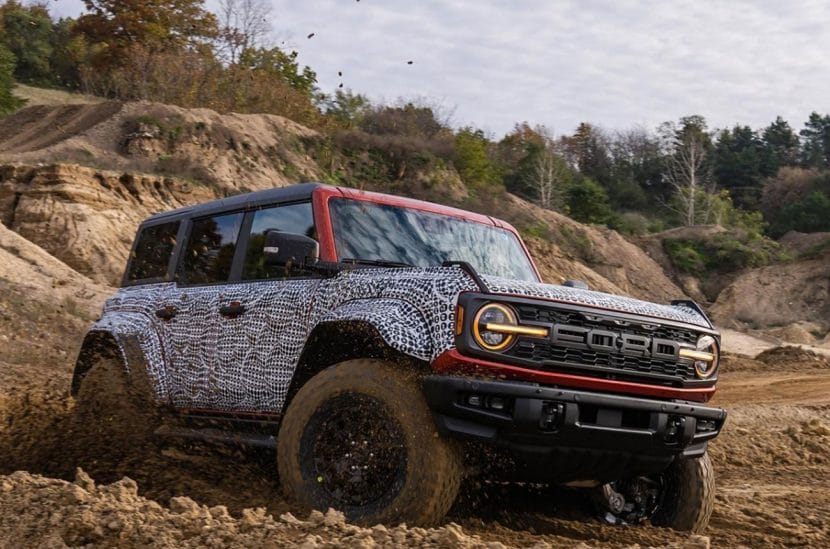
277, 359, 463, 526
652, 452, 715, 533
73, 355, 159, 464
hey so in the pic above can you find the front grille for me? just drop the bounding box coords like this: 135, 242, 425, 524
515, 304, 697, 345
508, 303, 700, 383
508, 340, 696, 379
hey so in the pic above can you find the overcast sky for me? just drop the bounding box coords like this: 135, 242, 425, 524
50, 0, 830, 137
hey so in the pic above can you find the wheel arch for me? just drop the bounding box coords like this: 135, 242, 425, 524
71, 311, 169, 402
71, 330, 123, 396
286, 317, 429, 409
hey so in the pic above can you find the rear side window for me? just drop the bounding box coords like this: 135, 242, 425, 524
178, 212, 244, 284
125, 221, 180, 283
242, 202, 315, 280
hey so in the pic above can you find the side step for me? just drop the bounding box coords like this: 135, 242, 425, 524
154, 424, 277, 449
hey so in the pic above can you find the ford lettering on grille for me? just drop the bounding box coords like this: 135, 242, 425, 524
551, 324, 681, 361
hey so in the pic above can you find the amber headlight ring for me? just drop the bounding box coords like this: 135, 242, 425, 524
472, 303, 518, 352
679, 335, 720, 379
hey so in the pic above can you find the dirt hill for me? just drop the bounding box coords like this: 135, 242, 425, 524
0, 101, 322, 193
0, 101, 687, 302
710, 248, 830, 338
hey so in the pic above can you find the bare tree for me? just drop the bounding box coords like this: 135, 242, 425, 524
532, 148, 568, 210
217, 0, 274, 63
664, 133, 706, 225
525, 127, 569, 210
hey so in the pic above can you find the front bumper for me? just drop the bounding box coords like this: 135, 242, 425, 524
423, 374, 727, 482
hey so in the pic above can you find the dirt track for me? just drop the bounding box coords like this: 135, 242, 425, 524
0, 349, 828, 548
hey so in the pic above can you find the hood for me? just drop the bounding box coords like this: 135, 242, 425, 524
481, 275, 711, 328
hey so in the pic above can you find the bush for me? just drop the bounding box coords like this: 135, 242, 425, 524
663, 239, 707, 274
663, 232, 784, 275
566, 176, 614, 224
610, 212, 651, 235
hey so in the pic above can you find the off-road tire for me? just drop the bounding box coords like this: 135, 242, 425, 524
652, 452, 715, 533
277, 359, 463, 526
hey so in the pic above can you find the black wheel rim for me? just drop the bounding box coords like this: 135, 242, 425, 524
599, 475, 664, 525
302, 392, 407, 508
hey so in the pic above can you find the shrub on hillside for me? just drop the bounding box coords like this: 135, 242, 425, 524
610, 212, 651, 235
663, 231, 784, 275
333, 129, 454, 183
566, 176, 614, 224
360, 102, 448, 139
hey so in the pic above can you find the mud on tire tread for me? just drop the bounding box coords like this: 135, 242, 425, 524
652, 452, 715, 533
277, 359, 463, 526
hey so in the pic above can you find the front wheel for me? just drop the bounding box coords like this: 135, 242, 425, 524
277, 359, 463, 526
596, 452, 715, 533
652, 452, 715, 532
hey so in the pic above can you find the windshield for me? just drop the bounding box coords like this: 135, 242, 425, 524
329, 198, 538, 282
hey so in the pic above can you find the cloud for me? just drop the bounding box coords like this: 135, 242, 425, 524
50, 0, 830, 136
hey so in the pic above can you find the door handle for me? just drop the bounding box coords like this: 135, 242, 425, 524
155, 305, 177, 320
219, 301, 246, 318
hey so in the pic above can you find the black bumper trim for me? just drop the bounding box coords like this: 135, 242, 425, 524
423, 375, 726, 459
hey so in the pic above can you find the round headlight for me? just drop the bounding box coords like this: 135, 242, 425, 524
694, 335, 719, 378
473, 304, 517, 351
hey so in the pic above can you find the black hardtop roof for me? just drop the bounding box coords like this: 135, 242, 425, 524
142, 182, 330, 226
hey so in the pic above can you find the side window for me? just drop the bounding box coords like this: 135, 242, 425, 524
242, 202, 316, 280
125, 221, 180, 283
179, 212, 244, 284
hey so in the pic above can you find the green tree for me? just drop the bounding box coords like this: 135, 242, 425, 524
712, 125, 765, 209
454, 128, 500, 187
566, 176, 614, 224
238, 46, 317, 96
48, 17, 89, 89
0, 0, 54, 84
563, 122, 612, 185
762, 169, 830, 236
498, 122, 546, 198
799, 112, 830, 169
0, 43, 23, 116
321, 89, 371, 128
607, 127, 661, 210
76, 0, 218, 67
761, 116, 800, 171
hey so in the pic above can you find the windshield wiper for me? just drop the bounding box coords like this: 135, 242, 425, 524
340, 258, 414, 268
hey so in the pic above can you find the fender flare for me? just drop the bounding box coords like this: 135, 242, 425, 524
71, 311, 169, 401
312, 298, 435, 362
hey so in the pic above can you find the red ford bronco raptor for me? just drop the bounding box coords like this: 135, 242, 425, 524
72, 183, 726, 530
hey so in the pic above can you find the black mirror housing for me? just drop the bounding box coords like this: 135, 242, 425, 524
263, 230, 319, 269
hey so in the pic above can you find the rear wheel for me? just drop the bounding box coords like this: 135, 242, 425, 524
277, 359, 463, 525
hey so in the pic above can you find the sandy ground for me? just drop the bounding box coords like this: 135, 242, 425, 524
0, 343, 828, 548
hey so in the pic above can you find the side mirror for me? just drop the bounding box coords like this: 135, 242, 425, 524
263, 230, 319, 269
